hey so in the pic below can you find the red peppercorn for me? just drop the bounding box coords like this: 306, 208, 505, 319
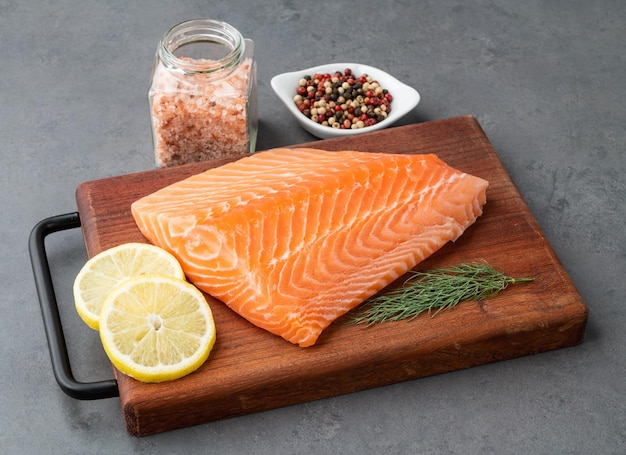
365, 118, 377, 127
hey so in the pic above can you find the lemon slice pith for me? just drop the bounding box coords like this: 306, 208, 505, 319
99, 274, 216, 383
73, 242, 185, 330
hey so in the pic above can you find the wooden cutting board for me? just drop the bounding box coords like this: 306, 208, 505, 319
75, 115, 587, 437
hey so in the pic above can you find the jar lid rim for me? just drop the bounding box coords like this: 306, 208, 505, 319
158, 19, 245, 74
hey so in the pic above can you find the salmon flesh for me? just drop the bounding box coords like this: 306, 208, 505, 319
131, 148, 489, 347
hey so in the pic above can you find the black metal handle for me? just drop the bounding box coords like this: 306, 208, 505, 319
29, 212, 119, 400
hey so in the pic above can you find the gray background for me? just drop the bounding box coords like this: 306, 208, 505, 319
2, 1, 624, 453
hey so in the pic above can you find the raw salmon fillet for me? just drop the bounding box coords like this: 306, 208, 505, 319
131, 148, 488, 347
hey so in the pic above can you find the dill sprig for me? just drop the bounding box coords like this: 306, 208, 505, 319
349, 261, 534, 325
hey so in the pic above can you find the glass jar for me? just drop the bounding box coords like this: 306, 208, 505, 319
148, 19, 257, 167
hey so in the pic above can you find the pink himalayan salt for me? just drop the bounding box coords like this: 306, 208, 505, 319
150, 57, 254, 167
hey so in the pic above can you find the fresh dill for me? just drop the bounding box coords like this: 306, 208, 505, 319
349, 261, 534, 325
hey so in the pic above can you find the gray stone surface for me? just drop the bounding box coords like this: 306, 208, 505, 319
2, 1, 624, 453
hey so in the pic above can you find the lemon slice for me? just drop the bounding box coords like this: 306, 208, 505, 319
99, 274, 216, 383
73, 242, 185, 330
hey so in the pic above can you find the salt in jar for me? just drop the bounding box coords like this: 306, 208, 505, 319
149, 19, 257, 167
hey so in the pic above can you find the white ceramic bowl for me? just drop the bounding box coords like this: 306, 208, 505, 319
271, 63, 420, 139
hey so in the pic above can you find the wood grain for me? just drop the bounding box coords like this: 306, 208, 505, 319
75, 115, 587, 437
